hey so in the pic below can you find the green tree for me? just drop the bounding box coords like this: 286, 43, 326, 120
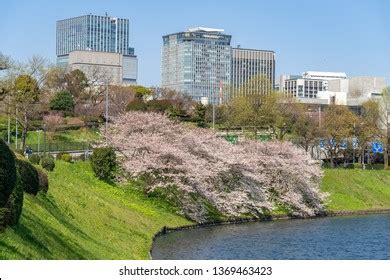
64, 69, 88, 99
378, 87, 390, 169
321, 105, 357, 168
193, 103, 207, 127
13, 74, 40, 151
90, 147, 117, 180
49, 91, 75, 113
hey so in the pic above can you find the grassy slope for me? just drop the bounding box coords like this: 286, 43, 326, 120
321, 169, 390, 211
0, 161, 190, 260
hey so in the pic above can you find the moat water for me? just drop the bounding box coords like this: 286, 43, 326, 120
152, 214, 390, 259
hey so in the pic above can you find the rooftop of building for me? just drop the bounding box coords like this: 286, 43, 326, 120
232, 47, 275, 53
57, 14, 127, 23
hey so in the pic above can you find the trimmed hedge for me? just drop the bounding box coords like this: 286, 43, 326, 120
16, 159, 40, 195
37, 168, 49, 193
90, 147, 117, 180
60, 153, 72, 163
7, 176, 24, 226
0, 140, 16, 208
41, 156, 55, 171
29, 154, 41, 165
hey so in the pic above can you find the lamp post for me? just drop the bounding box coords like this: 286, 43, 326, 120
37, 130, 42, 155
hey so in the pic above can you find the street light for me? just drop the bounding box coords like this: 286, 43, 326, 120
37, 130, 42, 155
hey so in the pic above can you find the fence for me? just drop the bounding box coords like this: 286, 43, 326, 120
27, 141, 91, 153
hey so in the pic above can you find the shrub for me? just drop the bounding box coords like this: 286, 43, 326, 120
7, 176, 24, 226
37, 168, 49, 193
61, 153, 72, 162
0, 140, 16, 208
29, 154, 41, 165
49, 91, 75, 112
41, 156, 55, 172
90, 147, 117, 180
0, 207, 10, 231
345, 163, 355, 169
16, 159, 40, 195
126, 99, 147, 112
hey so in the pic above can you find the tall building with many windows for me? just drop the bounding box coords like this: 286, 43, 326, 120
161, 27, 232, 104
231, 48, 275, 98
56, 14, 137, 84
161, 28, 276, 103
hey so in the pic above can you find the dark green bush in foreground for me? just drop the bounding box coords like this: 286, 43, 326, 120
90, 147, 117, 180
6, 176, 24, 226
16, 159, 40, 195
41, 156, 55, 171
0, 140, 17, 208
0, 140, 17, 229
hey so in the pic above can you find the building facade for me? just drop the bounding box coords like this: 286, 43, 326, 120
280, 72, 347, 99
162, 27, 232, 104
56, 14, 137, 84
68, 50, 137, 85
231, 48, 275, 98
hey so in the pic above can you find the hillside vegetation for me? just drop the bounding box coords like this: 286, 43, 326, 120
321, 169, 390, 211
0, 161, 189, 260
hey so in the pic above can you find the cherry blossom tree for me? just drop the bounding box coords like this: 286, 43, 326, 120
99, 111, 326, 222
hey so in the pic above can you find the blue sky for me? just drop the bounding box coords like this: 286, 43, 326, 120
1, 0, 389, 86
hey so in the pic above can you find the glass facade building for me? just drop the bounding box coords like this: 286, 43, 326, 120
161, 28, 276, 103
56, 14, 137, 84
56, 14, 131, 57
161, 28, 232, 104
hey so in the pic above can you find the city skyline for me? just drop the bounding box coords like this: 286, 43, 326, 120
1, 0, 390, 86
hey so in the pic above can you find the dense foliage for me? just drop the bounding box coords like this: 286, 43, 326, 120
0, 140, 16, 207
0, 140, 17, 229
41, 156, 55, 171
16, 158, 40, 195
37, 168, 49, 193
28, 154, 41, 165
101, 112, 326, 222
90, 147, 117, 180
49, 91, 75, 112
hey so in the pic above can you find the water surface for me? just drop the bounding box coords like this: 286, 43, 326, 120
152, 214, 390, 259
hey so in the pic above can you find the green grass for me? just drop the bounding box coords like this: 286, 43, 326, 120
0, 161, 190, 260
321, 169, 390, 211
25, 128, 99, 145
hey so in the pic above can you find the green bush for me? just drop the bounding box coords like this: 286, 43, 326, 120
41, 156, 55, 172
345, 163, 355, 169
126, 99, 147, 112
61, 153, 72, 163
90, 147, 117, 180
0, 207, 10, 231
49, 91, 75, 113
37, 168, 49, 193
7, 176, 24, 226
29, 154, 41, 165
0, 140, 16, 208
16, 159, 40, 195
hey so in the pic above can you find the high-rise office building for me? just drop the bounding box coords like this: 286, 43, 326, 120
161, 27, 232, 104
161, 28, 276, 103
231, 48, 275, 98
56, 14, 137, 84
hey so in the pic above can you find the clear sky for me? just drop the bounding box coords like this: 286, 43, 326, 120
1, 0, 389, 86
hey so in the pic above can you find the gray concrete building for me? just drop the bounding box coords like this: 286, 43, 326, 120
68, 50, 137, 85
56, 14, 138, 85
